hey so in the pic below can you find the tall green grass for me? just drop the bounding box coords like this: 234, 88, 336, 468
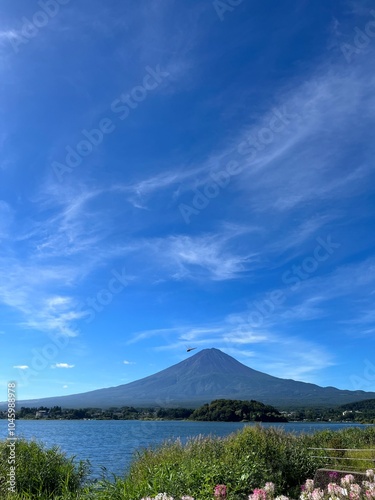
0, 439, 89, 499
299, 426, 375, 472
93, 426, 326, 499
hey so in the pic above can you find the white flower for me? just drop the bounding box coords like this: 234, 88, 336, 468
305, 479, 315, 493
341, 475, 355, 487
265, 483, 275, 494
311, 488, 325, 500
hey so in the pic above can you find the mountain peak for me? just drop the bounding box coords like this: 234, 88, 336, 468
181, 348, 258, 375
5, 348, 375, 409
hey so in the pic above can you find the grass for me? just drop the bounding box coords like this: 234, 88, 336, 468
0, 438, 89, 499
298, 426, 375, 472
0, 425, 374, 499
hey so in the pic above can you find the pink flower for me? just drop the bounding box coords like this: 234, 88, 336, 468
311, 488, 325, 500
341, 475, 355, 487
330, 472, 339, 480
327, 482, 346, 496
249, 488, 267, 500
349, 482, 361, 500
365, 490, 375, 500
214, 484, 227, 499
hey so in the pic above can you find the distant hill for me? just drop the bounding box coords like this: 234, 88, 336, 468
4, 348, 375, 409
339, 398, 375, 411
190, 399, 287, 422
338, 398, 375, 423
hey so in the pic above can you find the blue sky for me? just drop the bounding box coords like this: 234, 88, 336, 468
1, 0, 375, 402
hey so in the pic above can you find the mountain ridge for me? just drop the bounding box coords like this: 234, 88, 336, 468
4, 348, 375, 409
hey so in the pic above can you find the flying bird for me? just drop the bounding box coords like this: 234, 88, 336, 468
186, 346, 197, 352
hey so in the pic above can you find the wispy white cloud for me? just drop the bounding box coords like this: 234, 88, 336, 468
221, 329, 335, 383
0, 260, 85, 338
181, 327, 227, 342
126, 327, 179, 345
13, 365, 29, 370
51, 363, 75, 369
161, 235, 252, 281
279, 297, 326, 321
128, 323, 230, 350
235, 64, 375, 212
134, 226, 259, 282
0, 183, 133, 338
114, 167, 202, 206
293, 257, 375, 305
117, 45, 375, 221
223, 328, 269, 345
0, 29, 19, 44
232, 257, 375, 349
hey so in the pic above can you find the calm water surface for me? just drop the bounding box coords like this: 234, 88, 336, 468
5, 420, 372, 478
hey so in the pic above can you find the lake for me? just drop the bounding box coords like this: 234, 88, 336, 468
4, 420, 372, 478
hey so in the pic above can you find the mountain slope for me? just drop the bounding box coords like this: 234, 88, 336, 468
7, 348, 375, 409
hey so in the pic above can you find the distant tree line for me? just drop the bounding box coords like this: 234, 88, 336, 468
0, 405, 194, 421
1, 398, 375, 422
284, 399, 375, 424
